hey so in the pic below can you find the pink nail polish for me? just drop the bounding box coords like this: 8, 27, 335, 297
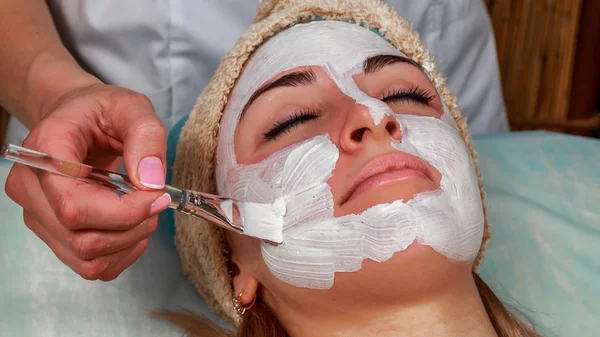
150, 193, 171, 215
138, 156, 165, 189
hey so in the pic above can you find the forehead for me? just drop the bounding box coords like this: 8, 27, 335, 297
233, 21, 406, 97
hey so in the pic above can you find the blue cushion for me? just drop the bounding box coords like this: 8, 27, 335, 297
475, 132, 600, 336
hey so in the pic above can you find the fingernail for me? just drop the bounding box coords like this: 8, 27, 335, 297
150, 193, 171, 215
138, 156, 165, 189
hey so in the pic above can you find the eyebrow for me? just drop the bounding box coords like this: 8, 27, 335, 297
239, 55, 422, 121
239, 69, 317, 121
363, 54, 423, 74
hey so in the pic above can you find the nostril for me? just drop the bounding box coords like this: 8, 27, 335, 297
385, 120, 402, 139
385, 121, 397, 134
350, 127, 367, 142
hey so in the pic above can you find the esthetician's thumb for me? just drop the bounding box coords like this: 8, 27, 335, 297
115, 98, 168, 191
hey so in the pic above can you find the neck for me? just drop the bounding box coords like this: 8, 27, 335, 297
270, 269, 497, 337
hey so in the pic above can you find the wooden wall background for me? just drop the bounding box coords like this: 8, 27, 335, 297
485, 0, 600, 133
0, 107, 8, 145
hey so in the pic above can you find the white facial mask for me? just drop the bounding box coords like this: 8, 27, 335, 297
216, 21, 484, 289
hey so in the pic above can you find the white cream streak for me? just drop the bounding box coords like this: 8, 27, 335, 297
240, 199, 287, 243
226, 135, 337, 241
216, 21, 484, 289
324, 63, 396, 125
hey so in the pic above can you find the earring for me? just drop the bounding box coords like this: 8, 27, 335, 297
232, 293, 257, 315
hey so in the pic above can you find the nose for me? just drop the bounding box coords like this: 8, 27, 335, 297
339, 105, 402, 153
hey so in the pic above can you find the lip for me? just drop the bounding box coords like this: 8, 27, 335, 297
344, 152, 433, 203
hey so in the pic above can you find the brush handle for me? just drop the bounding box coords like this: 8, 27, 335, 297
2, 143, 151, 194
0, 144, 238, 222
2, 144, 277, 242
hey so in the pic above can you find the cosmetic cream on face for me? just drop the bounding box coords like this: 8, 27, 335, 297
216, 21, 484, 289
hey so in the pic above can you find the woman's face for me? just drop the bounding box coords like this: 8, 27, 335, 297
216, 21, 484, 294
234, 62, 443, 216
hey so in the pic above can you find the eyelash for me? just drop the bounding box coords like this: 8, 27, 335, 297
381, 86, 435, 106
264, 109, 320, 141
263, 86, 434, 141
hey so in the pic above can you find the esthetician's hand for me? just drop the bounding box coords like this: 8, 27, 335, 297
5, 83, 171, 281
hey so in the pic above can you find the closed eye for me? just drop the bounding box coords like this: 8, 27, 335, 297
381, 86, 435, 106
264, 109, 320, 141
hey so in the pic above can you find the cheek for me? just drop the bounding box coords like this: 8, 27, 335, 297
232, 124, 254, 165
228, 234, 266, 275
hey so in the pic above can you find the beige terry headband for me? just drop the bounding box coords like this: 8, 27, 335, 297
173, 0, 490, 325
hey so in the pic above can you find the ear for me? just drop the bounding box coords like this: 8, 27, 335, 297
232, 263, 260, 305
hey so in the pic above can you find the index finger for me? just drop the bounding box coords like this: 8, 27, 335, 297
38, 172, 168, 230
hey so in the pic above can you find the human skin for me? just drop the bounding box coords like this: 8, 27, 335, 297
223, 59, 497, 336
1, 0, 170, 281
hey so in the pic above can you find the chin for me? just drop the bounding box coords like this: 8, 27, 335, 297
338, 179, 440, 216
329, 242, 473, 303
